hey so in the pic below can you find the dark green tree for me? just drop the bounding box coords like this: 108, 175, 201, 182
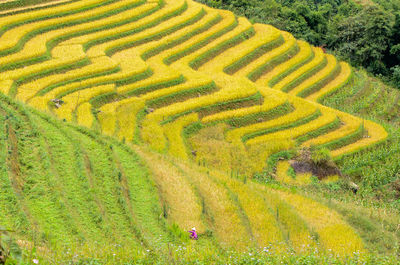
332, 5, 394, 74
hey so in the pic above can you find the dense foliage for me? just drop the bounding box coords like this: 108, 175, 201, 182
196, 0, 400, 88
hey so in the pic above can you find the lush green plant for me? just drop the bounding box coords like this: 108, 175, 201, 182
311, 147, 332, 166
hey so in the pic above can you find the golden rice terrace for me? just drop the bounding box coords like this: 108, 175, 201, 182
0, 0, 393, 261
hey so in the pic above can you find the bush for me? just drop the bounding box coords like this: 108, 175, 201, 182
311, 147, 332, 166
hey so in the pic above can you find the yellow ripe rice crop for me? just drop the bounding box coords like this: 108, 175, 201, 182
276, 161, 312, 185
0, 0, 140, 58
256, 40, 312, 87
16, 56, 117, 103
86, 0, 187, 58
0, 0, 110, 31
306, 62, 352, 102
254, 183, 317, 253
53, 42, 85, 58
141, 115, 167, 152
174, 161, 252, 250
63, 84, 115, 108
76, 102, 94, 128
0, 0, 74, 16
276, 161, 296, 184
274, 189, 365, 256
1, 37, 86, 72
201, 89, 287, 123
97, 96, 145, 141
301, 110, 361, 148
1, 44, 85, 81
131, 0, 210, 55
322, 175, 340, 183
0, 0, 104, 50
117, 62, 180, 95
141, 76, 212, 102
147, 74, 258, 122
171, 16, 250, 67
197, 23, 281, 73
134, 147, 205, 233
28, 96, 51, 112
211, 170, 285, 249
38, 0, 155, 47
89, 0, 204, 59
60, 3, 159, 46
98, 103, 117, 137
35, 56, 147, 103
294, 173, 313, 185
225, 97, 317, 143
233, 31, 296, 78
158, 9, 237, 63
289, 54, 337, 96
188, 124, 291, 175
247, 108, 337, 145
273, 47, 325, 91
0, 80, 13, 95
164, 113, 199, 160
247, 139, 296, 172
331, 119, 388, 158
53, 84, 115, 121
189, 123, 242, 172
115, 97, 145, 142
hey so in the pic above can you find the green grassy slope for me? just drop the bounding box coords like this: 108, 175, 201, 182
322, 70, 400, 202
0, 92, 175, 258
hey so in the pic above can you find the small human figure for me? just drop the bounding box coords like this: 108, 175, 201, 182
188, 227, 198, 240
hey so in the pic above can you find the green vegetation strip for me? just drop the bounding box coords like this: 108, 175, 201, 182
0, 94, 78, 244
0, 102, 30, 233
30, 113, 111, 243
68, 124, 171, 245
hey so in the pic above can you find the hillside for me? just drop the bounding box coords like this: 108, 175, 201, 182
1, 92, 398, 264
0, 0, 398, 263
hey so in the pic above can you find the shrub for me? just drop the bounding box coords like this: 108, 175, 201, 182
311, 147, 332, 166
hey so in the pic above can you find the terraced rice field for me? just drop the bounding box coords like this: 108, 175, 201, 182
0, 0, 390, 258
